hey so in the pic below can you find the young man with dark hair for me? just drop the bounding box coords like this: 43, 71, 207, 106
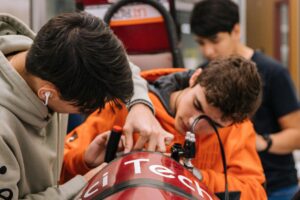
0, 12, 172, 199
63, 56, 267, 199
166, 0, 300, 199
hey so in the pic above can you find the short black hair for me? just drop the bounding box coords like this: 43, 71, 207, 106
26, 12, 133, 113
190, 0, 239, 37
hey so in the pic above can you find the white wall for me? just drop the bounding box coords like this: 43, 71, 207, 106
0, 0, 30, 26
0, 0, 75, 32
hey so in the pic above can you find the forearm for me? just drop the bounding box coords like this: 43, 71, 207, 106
128, 61, 154, 111
269, 129, 300, 154
63, 123, 98, 183
19, 176, 86, 200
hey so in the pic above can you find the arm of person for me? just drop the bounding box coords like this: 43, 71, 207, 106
123, 62, 174, 153
62, 103, 128, 183
256, 66, 300, 154
0, 137, 86, 200
257, 110, 300, 154
199, 123, 266, 199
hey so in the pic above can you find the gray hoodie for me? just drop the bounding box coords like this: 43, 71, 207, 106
0, 13, 152, 200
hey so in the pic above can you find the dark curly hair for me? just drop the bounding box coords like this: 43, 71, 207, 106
196, 56, 262, 123
26, 12, 133, 113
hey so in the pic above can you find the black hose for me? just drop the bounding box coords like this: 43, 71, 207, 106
191, 115, 229, 200
103, 0, 184, 68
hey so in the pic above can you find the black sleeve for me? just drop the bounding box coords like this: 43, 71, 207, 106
154, 61, 208, 91
269, 67, 300, 118
153, 69, 195, 91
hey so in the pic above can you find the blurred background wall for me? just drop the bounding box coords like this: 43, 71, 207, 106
0, 0, 75, 32
0, 0, 30, 25
247, 0, 299, 93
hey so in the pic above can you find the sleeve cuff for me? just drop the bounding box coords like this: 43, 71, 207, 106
59, 175, 87, 199
127, 99, 155, 114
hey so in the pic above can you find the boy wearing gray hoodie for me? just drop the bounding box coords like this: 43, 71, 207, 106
0, 12, 172, 199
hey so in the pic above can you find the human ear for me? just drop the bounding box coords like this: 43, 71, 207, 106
43, 91, 51, 105
231, 23, 241, 41
189, 68, 202, 87
37, 86, 57, 105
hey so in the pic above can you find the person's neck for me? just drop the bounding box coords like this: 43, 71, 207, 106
9, 51, 39, 94
170, 90, 185, 114
236, 43, 254, 60
9, 51, 27, 75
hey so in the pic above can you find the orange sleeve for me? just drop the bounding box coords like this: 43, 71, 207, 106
200, 121, 267, 199
61, 103, 128, 183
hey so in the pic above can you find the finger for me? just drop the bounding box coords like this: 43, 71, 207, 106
164, 132, 174, 145
119, 136, 125, 150
157, 130, 174, 152
147, 134, 158, 151
123, 125, 134, 153
157, 135, 166, 153
164, 153, 171, 157
94, 131, 110, 146
134, 136, 148, 150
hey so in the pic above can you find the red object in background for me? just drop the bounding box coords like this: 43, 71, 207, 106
81, 151, 218, 200
111, 23, 169, 53
82, 0, 109, 6
77, 0, 171, 54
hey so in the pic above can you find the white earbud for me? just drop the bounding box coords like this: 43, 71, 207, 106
43, 91, 51, 106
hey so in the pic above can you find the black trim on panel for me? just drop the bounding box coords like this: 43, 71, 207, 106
93, 178, 198, 200
103, 0, 185, 68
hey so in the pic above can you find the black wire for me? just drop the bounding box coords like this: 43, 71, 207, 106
191, 115, 229, 200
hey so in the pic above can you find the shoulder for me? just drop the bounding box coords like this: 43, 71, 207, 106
252, 51, 287, 73
226, 120, 256, 140
228, 120, 257, 148
0, 107, 21, 131
252, 51, 293, 87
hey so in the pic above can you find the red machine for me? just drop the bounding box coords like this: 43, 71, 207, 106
81, 151, 218, 200
80, 124, 223, 199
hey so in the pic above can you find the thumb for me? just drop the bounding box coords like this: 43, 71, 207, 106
164, 131, 174, 145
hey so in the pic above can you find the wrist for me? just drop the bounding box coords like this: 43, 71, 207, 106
127, 99, 155, 114
261, 134, 273, 153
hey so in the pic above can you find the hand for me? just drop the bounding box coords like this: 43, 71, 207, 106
84, 131, 124, 168
189, 68, 202, 86
123, 103, 174, 153
256, 134, 268, 152
83, 162, 107, 182
74, 163, 107, 199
